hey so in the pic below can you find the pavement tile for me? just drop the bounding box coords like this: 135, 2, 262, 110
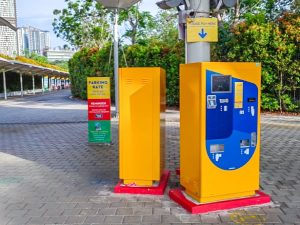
63, 208, 82, 216
170, 207, 187, 215
262, 214, 283, 223
43, 208, 64, 217
110, 202, 127, 208
133, 207, 153, 215
4, 216, 28, 225
64, 215, 86, 224
144, 202, 163, 208
262, 207, 285, 215
153, 208, 171, 215
28, 216, 49, 224
79, 209, 98, 215
75, 203, 96, 209
46, 216, 67, 224
161, 215, 181, 223
200, 214, 221, 223
1, 91, 300, 225
98, 208, 117, 215
26, 209, 47, 217
116, 208, 133, 215
84, 215, 105, 223
5, 209, 29, 217
279, 214, 300, 224
126, 202, 145, 207
180, 215, 201, 223
123, 215, 142, 224
142, 215, 162, 224
104, 215, 124, 223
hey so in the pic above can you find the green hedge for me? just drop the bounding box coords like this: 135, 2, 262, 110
69, 13, 299, 112
69, 40, 184, 105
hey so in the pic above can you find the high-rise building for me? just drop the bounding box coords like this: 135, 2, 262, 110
17, 27, 29, 55
0, 0, 18, 56
18, 26, 51, 56
45, 49, 75, 62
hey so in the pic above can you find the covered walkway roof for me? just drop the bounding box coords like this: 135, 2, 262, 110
0, 57, 69, 77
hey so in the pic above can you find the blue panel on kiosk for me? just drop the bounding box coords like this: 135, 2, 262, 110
205, 70, 258, 170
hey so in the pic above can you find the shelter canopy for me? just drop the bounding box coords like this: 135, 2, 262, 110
0, 57, 69, 77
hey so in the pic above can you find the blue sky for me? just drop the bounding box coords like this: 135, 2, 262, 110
16, 0, 159, 48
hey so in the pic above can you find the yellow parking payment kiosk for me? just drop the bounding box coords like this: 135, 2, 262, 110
180, 62, 261, 203
119, 67, 166, 186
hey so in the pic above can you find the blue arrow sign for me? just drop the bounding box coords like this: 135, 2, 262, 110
199, 28, 207, 39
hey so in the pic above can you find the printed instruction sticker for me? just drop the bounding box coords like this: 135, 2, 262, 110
234, 82, 244, 108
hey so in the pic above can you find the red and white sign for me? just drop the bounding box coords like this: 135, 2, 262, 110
88, 99, 111, 121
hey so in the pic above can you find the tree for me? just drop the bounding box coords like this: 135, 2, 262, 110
277, 12, 300, 108
52, 60, 69, 70
216, 0, 297, 25
151, 9, 179, 45
53, 0, 110, 48
214, 0, 265, 24
28, 53, 49, 64
53, 0, 157, 47
221, 12, 300, 112
118, 5, 155, 45
63, 44, 70, 50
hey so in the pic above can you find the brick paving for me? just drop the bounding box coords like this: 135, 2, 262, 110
0, 90, 87, 124
0, 91, 299, 224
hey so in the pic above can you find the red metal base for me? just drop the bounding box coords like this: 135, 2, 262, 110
114, 170, 170, 195
169, 189, 271, 214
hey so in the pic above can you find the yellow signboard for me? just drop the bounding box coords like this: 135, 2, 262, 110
187, 17, 218, 43
87, 77, 110, 99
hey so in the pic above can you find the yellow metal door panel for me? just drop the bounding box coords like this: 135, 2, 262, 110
155, 68, 166, 178
180, 63, 202, 200
119, 68, 165, 186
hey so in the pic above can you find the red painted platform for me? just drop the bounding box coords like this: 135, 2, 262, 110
169, 189, 271, 214
114, 170, 170, 195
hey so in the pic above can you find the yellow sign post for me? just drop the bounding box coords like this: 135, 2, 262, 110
187, 18, 218, 43
87, 77, 111, 144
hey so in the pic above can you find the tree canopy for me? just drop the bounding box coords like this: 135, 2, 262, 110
55, 0, 300, 111
53, 0, 110, 48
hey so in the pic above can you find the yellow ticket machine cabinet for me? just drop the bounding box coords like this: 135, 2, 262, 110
119, 67, 166, 187
180, 62, 261, 203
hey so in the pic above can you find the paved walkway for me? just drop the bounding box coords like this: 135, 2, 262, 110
0, 91, 299, 225
0, 90, 87, 124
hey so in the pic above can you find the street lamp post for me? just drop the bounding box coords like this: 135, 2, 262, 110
156, 0, 211, 63
156, 0, 237, 63
113, 9, 119, 117
186, 0, 211, 63
95, 0, 141, 117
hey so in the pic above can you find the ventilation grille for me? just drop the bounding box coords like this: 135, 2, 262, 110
124, 77, 151, 86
